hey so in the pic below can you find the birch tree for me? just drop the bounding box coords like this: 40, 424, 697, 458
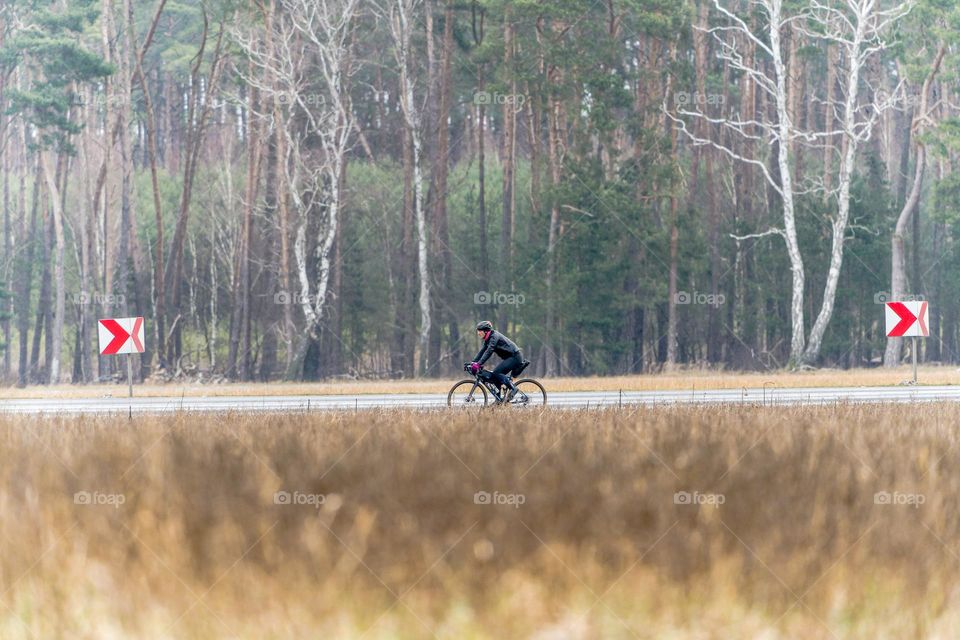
672, 0, 912, 366
798, 0, 914, 364
668, 0, 807, 364
236, 0, 360, 379
387, 0, 430, 376
287, 0, 360, 378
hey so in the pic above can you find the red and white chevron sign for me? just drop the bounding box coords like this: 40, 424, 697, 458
98, 317, 145, 355
885, 301, 929, 338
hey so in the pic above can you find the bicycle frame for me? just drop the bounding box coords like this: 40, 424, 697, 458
465, 371, 507, 403
465, 369, 535, 405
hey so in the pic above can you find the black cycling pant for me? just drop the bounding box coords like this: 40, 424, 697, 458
489, 355, 522, 390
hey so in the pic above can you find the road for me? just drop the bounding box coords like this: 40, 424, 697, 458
2, 384, 960, 414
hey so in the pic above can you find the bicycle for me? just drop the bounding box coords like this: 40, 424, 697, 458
446, 361, 547, 408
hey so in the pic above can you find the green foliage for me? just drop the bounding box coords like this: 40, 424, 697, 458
2, 2, 113, 153
932, 169, 960, 226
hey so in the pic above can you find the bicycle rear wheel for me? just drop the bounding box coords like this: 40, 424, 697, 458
511, 379, 547, 407
447, 380, 488, 408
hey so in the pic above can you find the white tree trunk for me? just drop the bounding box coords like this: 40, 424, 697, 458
768, 0, 806, 363
390, 0, 430, 375
799, 0, 915, 364
802, 22, 865, 364
413, 125, 430, 374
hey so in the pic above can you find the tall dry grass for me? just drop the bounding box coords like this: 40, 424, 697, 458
1, 405, 960, 638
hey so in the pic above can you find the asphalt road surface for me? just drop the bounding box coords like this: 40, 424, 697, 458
2, 384, 960, 414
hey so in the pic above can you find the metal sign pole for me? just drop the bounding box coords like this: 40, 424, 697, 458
912, 336, 918, 385
127, 353, 134, 398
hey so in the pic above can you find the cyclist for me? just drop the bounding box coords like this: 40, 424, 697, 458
468, 320, 523, 401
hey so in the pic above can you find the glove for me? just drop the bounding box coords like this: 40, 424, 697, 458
469, 362, 481, 374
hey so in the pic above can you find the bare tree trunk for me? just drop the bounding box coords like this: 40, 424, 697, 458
768, 1, 806, 363
32, 188, 53, 383
76, 87, 97, 383
227, 70, 262, 380
526, 84, 542, 248
116, 0, 153, 380
473, 3, 488, 283
666, 197, 679, 368
329, 169, 345, 375
208, 206, 219, 369
499, 8, 515, 332
263, 0, 294, 372
164, 18, 225, 365
16, 147, 39, 387
392, 124, 415, 376
391, 0, 430, 375
40, 152, 65, 384
129, 0, 169, 369
545, 89, 563, 376
0, 64, 8, 378
433, 0, 458, 373
413, 126, 430, 374
692, 0, 721, 363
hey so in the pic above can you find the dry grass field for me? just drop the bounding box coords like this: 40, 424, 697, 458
2, 405, 960, 638
2, 364, 958, 399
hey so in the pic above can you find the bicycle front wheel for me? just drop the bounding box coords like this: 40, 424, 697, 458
511, 379, 547, 407
447, 380, 488, 408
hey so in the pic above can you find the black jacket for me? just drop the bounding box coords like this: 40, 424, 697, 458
473, 330, 521, 365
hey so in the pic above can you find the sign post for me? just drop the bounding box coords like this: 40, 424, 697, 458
885, 301, 929, 384
126, 353, 134, 398
98, 317, 145, 398
913, 336, 918, 386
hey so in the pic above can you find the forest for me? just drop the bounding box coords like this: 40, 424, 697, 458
0, 0, 957, 384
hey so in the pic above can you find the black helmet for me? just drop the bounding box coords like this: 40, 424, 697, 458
476, 320, 493, 332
